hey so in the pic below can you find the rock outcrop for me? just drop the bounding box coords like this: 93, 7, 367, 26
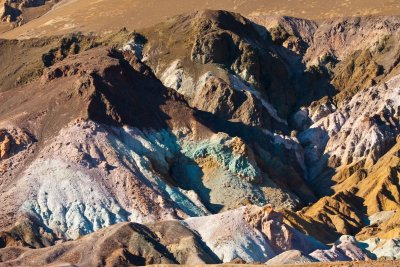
244, 204, 293, 253
0, 8, 400, 267
0, 215, 57, 249
0, 129, 33, 160
182, 205, 325, 263
0, 35, 312, 241
310, 235, 371, 262
0, 131, 11, 160
0, 205, 324, 265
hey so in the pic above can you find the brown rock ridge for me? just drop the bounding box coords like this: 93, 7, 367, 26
0, 214, 57, 249
0, 204, 323, 265
0, 30, 137, 92
0, 45, 209, 231
0, 221, 218, 266
143, 10, 331, 121
191, 77, 271, 127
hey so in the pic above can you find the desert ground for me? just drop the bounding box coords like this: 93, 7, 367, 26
1, 0, 400, 39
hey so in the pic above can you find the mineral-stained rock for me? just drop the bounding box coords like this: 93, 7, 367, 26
310, 235, 371, 262
266, 250, 318, 265
0, 41, 314, 242
183, 205, 325, 263
357, 211, 400, 241
0, 205, 326, 266
1, 8, 400, 267
359, 238, 400, 260
244, 204, 293, 253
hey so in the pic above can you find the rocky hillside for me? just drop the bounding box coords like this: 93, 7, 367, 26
0, 9, 399, 266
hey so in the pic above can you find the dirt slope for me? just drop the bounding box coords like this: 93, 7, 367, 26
1, 0, 400, 39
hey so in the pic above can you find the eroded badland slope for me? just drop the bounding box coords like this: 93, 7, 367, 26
0, 5, 400, 267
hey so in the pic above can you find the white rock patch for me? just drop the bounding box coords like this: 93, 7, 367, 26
20, 159, 127, 239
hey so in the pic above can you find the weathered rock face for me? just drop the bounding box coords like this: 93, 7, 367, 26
0, 47, 209, 238
192, 77, 268, 127
240, 14, 400, 249
244, 205, 293, 253
303, 16, 400, 66
143, 10, 400, 245
0, 222, 181, 266
0, 131, 11, 160
360, 238, 400, 260
189, 11, 261, 83
143, 10, 331, 121
0, 39, 314, 242
183, 205, 325, 263
357, 211, 400, 241
310, 235, 371, 262
291, 75, 400, 239
0, 205, 325, 266
191, 31, 235, 65
0, 128, 34, 182
1, 8, 400, 267
0, 206, 395, 266
0, 2, 6, 20
0, 129, 32, 160
0, 215, 57, 249
249, 15, 317, 54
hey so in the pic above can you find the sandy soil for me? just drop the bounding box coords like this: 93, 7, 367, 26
0, 1, 58, 34
1, 0, 400, 39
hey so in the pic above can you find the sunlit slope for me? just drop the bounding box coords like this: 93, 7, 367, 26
1, 0, 400, 39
